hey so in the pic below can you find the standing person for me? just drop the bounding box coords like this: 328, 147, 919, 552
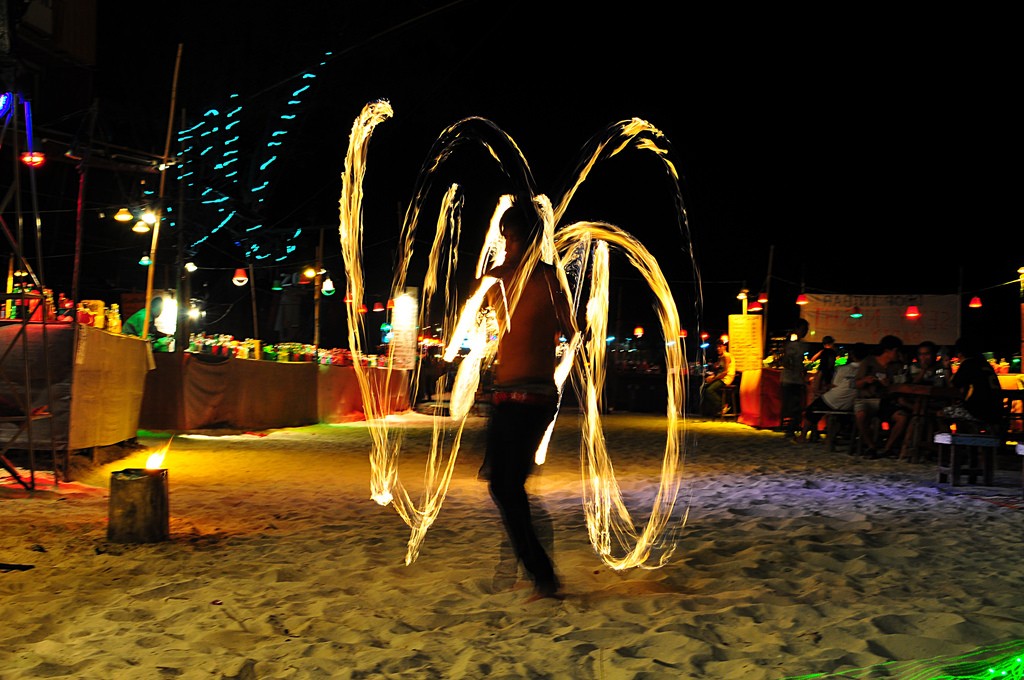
809, 336, 838, 397
701, 338, 735, 417
122, 296, 163, 339
780, 318, 809, 438
479, 204, 574, 600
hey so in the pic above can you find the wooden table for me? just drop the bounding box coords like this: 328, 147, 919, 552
886, 383, 960, 462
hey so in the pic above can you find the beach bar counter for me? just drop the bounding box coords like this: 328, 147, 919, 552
0, 322, 150, 450
138, 351, 411, 431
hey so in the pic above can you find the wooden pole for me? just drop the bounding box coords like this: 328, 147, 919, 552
249, 262, 259, 340
763, 245, 774, 358
314, 230, 323, 347
142, 44, 183, 339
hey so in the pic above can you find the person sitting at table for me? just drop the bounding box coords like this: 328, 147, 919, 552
701, 337, 735, 417
853, 334, 910, 458
939, 335, 1002, 432
797, 342, 867, 442
909, 340, 948, 387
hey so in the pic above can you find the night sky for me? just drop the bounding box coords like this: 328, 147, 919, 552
89, 2, 1019, 357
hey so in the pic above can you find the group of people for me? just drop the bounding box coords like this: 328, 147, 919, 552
787, 329, 1003, 458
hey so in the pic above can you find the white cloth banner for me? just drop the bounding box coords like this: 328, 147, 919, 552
802, 294, 959, 346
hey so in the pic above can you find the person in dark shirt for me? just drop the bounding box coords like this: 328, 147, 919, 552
940, 336, 1002, 430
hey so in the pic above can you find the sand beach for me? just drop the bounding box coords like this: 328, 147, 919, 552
2, 413, 1022, 679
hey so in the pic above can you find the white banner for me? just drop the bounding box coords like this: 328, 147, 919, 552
802, 294, 959, 346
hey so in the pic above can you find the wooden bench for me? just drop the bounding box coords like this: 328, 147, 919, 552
934, 431, 1000, 487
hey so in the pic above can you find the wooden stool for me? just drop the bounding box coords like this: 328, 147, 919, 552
720, 384, 738, 419
934, 432, 999, 487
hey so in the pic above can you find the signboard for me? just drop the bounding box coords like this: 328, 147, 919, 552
801, 294, 959, 345
728, 313, 764, 372
389, 291, 419, 370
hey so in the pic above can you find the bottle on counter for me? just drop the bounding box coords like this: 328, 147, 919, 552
107, 304, 122, 334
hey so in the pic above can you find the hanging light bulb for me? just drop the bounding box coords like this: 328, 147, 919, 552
232, 268, 249, 286
132, 220, 151, 234
358, 303, 368, 314
372, 301, 385, 312
321, 277, 336, 295
139, 253, 152, 266
747, 300, 763, 312
736, 289, 748, 300
905, 305, 920, 318
114, 207, 133, 222
386, 298, 395, 310
849, 306, 863, 318
140, 210, 157, 225
968, 296, 982, 308
184, 262, 198, 273
271, 278, 283, 291
20, 151, 45, 167
756, 291, 768, 303
634, 326, 644, 338
679, 329, 688, 338
344, 291, 353, 303
795, 293, 809, 305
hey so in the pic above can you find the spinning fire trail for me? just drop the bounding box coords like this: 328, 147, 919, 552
337, 101, 699, 570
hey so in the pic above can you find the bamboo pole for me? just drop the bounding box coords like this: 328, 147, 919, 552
141, 44, 183, 339
249, 262, 259, 340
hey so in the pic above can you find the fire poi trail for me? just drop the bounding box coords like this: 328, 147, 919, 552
337, 100, 697, 570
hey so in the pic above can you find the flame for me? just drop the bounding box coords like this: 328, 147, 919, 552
337, 103, 693, 569
145, 437, 173, 469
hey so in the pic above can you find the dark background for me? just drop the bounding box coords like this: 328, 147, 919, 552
10, 1, 1020, 359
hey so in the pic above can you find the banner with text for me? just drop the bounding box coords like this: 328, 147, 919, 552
728, 314, 764, 372
801, 294, 959, 346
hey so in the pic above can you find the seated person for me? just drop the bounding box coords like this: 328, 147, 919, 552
797, 342, 867, 441
909, 340, 948, 387
853, 335, 911, 458
701, 338, 735, 416
939, 336, 1002, 432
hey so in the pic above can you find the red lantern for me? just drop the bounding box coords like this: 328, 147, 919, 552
20, 151, 45, 168
905, 305, 920, 318
795, 293, 809, 305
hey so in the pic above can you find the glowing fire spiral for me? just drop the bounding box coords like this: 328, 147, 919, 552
337, 101, 696, 569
